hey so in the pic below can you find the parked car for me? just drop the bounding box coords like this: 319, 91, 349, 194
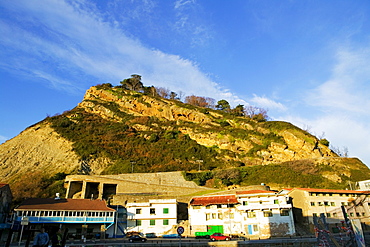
210, 233, 231, 241
145, 232, 157, 238
126, 231, 143, 238
128, 235, 147, 242
162, 233, 180, 238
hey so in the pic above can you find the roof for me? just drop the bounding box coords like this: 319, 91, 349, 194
289, 188, 370, 194
190, 195, 238, 206
236, 190, 276, 195
0, 184, 9, 189
15, 198, 115, 211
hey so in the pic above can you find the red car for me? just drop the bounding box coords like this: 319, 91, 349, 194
210, 233, 231, 241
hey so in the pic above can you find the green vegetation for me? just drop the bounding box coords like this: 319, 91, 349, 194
182, 160, 370, 190
49, 109, 224, 173
11, 172, 68, 204
44, 81, 370, 192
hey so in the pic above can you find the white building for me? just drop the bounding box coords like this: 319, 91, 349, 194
189, 195, 240, 236
358, 180, 370, 191
236, 190, 296, 239
188, 190, 296, 239
126, 199, 178, 236
287, 188, 370, 232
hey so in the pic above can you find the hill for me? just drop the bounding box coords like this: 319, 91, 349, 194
1, 83, 370, 202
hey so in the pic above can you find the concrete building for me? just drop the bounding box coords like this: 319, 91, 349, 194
189, 195, 239, 236
189, 190, 296, 239
0, 184, 12, 243
64, 172, 213, 201
358, 180, 370, 191
14, 198, 116, 239
236, 190, 296, 239
125, 199, 178, 236
287, 188, 370, 232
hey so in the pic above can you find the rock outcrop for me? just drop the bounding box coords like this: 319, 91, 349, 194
1, 85, 369, 201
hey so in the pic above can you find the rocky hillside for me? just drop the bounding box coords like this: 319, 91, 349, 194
1, 84, 370, 202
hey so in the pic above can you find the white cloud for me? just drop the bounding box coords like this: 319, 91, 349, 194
307, 47, 370, 115
283, 45, 370, 166
250, 94, 287, 112
0, 0, 241, 103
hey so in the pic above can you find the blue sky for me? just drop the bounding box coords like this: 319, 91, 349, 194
1, 0, 370, 167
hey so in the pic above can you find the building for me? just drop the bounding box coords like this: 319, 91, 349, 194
287, 188, 370, 232
0, 184, 12, 242
358, 180, 370, 191
189, 195, 239, 236
188, 190, 296, 239
14, 198, 116, 239
236, 190, 295, 238
126, 199, 178, 236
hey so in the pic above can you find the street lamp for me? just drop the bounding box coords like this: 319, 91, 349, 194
227, 199, 232, 236
131, 161, 136, 173
196, 160, 203, 171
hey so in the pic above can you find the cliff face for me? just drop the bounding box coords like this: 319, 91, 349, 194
1, 85, 369, 201
79, 87, 336, 164
0, 123, 80, 182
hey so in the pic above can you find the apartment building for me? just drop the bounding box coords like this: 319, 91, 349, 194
237, 190, 295, 238
189, 195, 239, 236
188, 190, 296, 239
126, 199, 178, 236
14, 198, 116, 239
287, 188, 370, 232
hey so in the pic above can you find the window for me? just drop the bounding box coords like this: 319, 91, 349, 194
313, 213, 317, 217
136, 208, 141, 214
274, 199, 279, 204
253, 225, 258, 231
136, 220, 142, 226
318, 202, 323, 206
324, 201, 329, 206
163, 219, 169, 225
217, 204, 222, 208
330, 202, 335, 206
333, 213, 337, 217
150, 219, 155, 225
350, 213, 354, 217
356, 213, 360, 217
247, 211, 256, 218
212, 213, 216, 219
341, 202, 346, 206
206, 205, 211, 209
263, 211, 273, 217
150, 208, 155, 215
218, 213, 223, 220
311, 202, 315, 206
326, 213, 331, 217
193, 205, 201, 209
243, 201, 248, 206
280, 209, 289, 216
206, 213, 210, 220
163, 208, 169, 214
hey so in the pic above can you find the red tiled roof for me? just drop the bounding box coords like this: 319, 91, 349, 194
0, 183, 8, 188
15, 198, 115, 211
290, 188, 369, 194
236, 190, 275, 195
190, 195, 238, 206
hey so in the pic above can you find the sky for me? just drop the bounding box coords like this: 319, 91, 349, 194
1, 0, 370, 167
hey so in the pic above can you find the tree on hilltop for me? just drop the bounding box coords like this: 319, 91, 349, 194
216, 99, 231, 112
120, 74, 143, 91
